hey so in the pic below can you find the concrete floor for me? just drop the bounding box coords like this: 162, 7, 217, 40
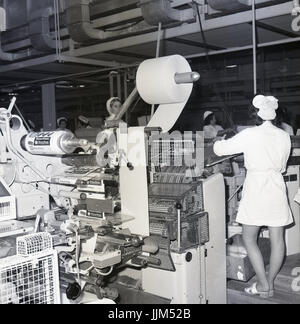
227, 254, 300, 304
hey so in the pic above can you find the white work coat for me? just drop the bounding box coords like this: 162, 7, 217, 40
281, 122, 294, 136
214, 121, 293, 227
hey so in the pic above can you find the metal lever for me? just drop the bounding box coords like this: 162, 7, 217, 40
174, 72, 200, 84
176, 202, 183, 251
8, 96, 17, 113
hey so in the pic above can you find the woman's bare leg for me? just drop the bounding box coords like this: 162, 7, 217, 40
243, 225, 269, 291
268, 227, 285, 291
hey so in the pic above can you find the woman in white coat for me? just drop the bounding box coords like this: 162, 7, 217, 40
214, 95, 293, 298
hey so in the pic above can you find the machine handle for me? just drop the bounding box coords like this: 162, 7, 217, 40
127, 162, 134, 171
176, 202, 183, 210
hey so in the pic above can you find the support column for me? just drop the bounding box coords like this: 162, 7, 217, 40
42, 83, 57, 131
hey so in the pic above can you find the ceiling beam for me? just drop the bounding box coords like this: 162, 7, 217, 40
58, 55, 120, 68
0, 54, 121, 74
249, 21, 299, 38
106, 50, 152, 60
0, 54, 58, 74
170, 37, 225, 51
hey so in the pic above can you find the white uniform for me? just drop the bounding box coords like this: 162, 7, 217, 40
204, 125, 224, 139
214, 121, 293, 227
281, 122, 294, 136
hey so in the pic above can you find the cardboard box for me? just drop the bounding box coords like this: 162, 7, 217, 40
227, 234, 271, 282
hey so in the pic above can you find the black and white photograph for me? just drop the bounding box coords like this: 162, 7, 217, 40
0, 0, 300, 308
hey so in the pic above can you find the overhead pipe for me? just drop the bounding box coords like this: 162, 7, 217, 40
65, 0, 107, 43
29, 8, 57, 51
0, 0, 62, 60
139, 0, 195, 26
0, 36, 33, 61
0, 1, 34, 61
66, 0, 195, 43
65, 0, 149, 43
28, 0, 63, 52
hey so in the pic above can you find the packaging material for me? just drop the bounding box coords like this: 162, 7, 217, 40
136, 55, 193, 132
227, 234, 271, 282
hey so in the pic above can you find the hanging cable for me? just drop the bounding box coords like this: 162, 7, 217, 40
57, 0, 62, 57
193, 1, 235, 129
252, 0, 258, 95
54, 0, 62, 60
94, 266, 114, 277
151, 22, 163, 118
54, 0, 59, 57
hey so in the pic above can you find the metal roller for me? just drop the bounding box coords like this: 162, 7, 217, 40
22, 131, 89, 156
174, 72, 200, 84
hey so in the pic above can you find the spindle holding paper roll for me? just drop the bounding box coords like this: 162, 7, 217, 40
136, 55, 200, 132
175, 72, 200, 84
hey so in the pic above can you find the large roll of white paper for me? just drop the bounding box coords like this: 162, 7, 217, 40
136, 55, 194, 132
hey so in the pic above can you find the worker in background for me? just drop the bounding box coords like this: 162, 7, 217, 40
105, 97, 123, 127
95, 97, 123, 166
57, 117, 69, 131
275, 107, 294, 136
78, 115, 92, 129
203, 111, 235, 141
214, 95, 293, 299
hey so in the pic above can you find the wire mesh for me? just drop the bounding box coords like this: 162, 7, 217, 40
0, 233, 60, 304
0, 252, 60, 304
17, 232, 53, 256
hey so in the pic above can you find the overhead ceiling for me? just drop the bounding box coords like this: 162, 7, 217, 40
0, 0, 297, 92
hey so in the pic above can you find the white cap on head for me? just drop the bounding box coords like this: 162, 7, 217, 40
253, 95, 279, 121
78, 115, 90, 124
106, 97, 121, 116
57, 117, 67, 125
203, 111, 214, 122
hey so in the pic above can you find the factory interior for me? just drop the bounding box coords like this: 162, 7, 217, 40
0, 0, 300, 306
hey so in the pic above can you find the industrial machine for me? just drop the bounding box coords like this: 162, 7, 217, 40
0, 0, 297, 305
140, 136, 226, 304
0, 54, 227, 305
286, 136, 300, 256
0, 96, 153, 303
143, 169, 226, 304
